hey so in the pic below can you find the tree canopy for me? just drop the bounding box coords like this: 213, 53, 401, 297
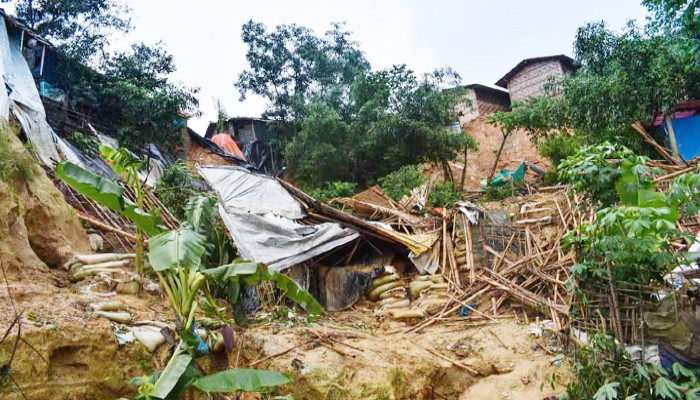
488, 0, 700, 163
15, 0, 132, 63
14, 1, 199, 153
236, 21, 468, 187
98, 42, 200, 151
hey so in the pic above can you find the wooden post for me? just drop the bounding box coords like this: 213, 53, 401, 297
490, 132, 509, 180
460, 145, 469, 190
664, 116, 680, 160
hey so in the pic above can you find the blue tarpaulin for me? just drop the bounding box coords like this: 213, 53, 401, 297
662, 115, 700, 161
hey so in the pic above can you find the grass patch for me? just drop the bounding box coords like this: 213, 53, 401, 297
0, 125, 35, 182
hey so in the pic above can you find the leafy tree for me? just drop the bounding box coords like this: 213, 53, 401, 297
286, 66, 467, 186
97, 43, 200, 151
236, 21, 370, 123
15, 0, 132, 63
308, 181, 357, 203
643, 0, 699, 35
459, 134, 479, 189
488, 3, 700, 163
237, 21, 468, 187
428, 181, 462, 208
103, 42, 175, 90
155, 162, 202, 220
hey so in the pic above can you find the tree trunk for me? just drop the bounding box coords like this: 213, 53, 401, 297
489, 133, 508, 180
460, 145, 469, 190
607, 263, 624, 341
442, 159, 454, 184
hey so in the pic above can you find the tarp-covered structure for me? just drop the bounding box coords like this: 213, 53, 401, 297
0, 16, 60, 165
199, 166, 361, 271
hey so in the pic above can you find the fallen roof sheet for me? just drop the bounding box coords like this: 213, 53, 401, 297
199, 165, 360, 271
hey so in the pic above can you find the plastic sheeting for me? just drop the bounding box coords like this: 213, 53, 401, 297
0, 19, 9, 120
211, 134, 247, 162
138, 144, 175, 187
200, 166, 304, 219
662, 115, 700, 161
56, 137, 118, 180
0, 18, 60, 165
199, 166, 360, 271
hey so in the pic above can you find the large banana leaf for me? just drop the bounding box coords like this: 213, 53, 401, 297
184, 195, 218, 233
267, 270, 324, 316
148, 228, 206, 271
191, 368, 290, 393
55, 161, 161, 235
202, 261, 324, 315
149, 342, 194, 399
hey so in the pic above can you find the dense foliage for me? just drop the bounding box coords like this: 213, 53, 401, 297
15, 0, 132, 63
236, 21, 468, 187
428, 181, 462, 208
95, 43, 200, 151
308, 181, 357, 203
380, 165, 426, 201
562, 333, 700, 400
558, 142, 651, 207
155, 163, 202, 220
559, 140, 700, 398
15, 2, 199, 153
488, 2, 700, 163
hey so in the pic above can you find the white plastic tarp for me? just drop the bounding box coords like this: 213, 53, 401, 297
0, 19, 9, 120
199, 166, 360, 271
200, 166, 304, 219
0, 18, 60, 166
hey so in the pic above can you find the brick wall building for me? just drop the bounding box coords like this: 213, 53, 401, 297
495, 55, 576, 103
455, 84, 511, 126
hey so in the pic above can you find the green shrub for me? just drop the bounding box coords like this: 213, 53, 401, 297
380, 165, 426, 201
538, 133, 582, 165
0, 125, 35, 182
308, 181, 357, 203
483, 180, 526, 202
155, 162, 202, 219
564, 332, 700, 400
428, 181, 462, 208
68, 131, 100, 157
558, 142, 651, 207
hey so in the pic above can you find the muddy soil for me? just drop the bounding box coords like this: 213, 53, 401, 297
241, 311, 570, 400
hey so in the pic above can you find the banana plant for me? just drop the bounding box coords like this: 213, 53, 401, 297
144, 226, 304, 399
55, 161, 162, 236
148, 228, 207, 330
100, 144, 150, 275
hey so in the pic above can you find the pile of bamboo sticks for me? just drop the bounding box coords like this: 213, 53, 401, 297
408, 189, 590, 333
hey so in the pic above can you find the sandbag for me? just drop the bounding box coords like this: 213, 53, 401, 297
409, 281, 433, 299
73, 253, 135, 265
381, 299, 410, 310
368, 281, 403, 301
378, 287, 407, 300
89, 301, 125, 312
94, 311, 133, 324
379, 297, 402, 307
132, 326, 165, 352
389, 309, 426, 319
367, 273, 400, 292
